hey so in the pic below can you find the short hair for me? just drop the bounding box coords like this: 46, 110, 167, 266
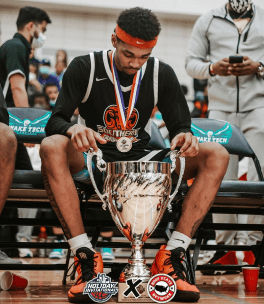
16, 6, 51, 31
40, 58, 51, 66
30, 92, 49, 107
43, 83, 58, 93
116, 7, 161, 41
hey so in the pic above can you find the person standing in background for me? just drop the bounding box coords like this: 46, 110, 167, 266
52, 61, 66, 86
185, 0, 264, 274
0, 6, 51, 259
56, 49, 68, 67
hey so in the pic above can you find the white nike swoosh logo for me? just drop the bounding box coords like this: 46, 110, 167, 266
96, 77, 107, 81
136, 41, 144, 44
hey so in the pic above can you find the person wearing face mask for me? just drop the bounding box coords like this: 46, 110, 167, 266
28, 62, 42, 98
185, 0, 264, 276
0, 6, 51, 108
43, 83, 59, 109
38, 59, 60, 91
0, 6, 51, 260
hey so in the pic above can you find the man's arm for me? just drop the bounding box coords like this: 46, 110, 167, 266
157, 64, 192, 139
5, 43, 29, 107
0, 85, 9, 125
9, 74, 29, 107
45, 56, 107, 152
185, 15, 212, 79
157, 63, 198, 157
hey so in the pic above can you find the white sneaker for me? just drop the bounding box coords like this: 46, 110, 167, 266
18, 237, 33, 258
18, 248, 33, 258
49, 240, 67, 259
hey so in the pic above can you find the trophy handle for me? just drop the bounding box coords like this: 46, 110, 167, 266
167, 150, 186, 212
87, 148, 108, 210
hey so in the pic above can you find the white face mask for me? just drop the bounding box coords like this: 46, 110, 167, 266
32, 32, 46, 48
29, 72, 36, 81
229, 0, 252, 13
49, 99, 56, 107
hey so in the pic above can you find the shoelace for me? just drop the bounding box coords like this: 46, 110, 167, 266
67, 256, 97, 284
164, 253, 189, 282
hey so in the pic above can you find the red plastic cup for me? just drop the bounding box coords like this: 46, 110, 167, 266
0, 271, 28, 290
242, 267, 259, 292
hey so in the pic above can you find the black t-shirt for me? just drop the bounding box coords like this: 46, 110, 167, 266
46, 50, 192, 161
0, 85, 8, 125
0, 33, 31, 107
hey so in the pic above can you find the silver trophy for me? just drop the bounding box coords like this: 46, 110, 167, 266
87, 149, 185, 283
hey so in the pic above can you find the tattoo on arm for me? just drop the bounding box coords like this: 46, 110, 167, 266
43, 174, 73, 239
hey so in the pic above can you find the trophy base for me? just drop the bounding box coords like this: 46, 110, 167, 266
120, 262, 151, 283
118, 282, 152, 302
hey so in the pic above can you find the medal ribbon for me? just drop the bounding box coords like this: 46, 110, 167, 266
110, 50, 142, 130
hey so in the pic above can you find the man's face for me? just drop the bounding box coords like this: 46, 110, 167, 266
29, 64, 37, 74
112, 34, 153, 75
228, 0, 252, 13
45, 86, 59, 100
56, 62, 65, 74
34, 20, 48, 37
34, 96, 50, 110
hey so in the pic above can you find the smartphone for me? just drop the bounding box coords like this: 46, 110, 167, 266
229, 55, 243, 64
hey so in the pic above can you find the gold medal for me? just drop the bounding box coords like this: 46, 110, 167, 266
116, 137, 132, 153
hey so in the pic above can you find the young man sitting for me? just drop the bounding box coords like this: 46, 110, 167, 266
40, 7, 229, 303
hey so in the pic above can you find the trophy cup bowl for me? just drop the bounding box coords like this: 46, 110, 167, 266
87, 149, 185, 283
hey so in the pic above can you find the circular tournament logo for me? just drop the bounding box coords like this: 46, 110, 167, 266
83, 273, 118, 303
147, 274, 177, 303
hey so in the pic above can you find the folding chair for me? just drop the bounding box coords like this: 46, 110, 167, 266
188, 118, 264, 278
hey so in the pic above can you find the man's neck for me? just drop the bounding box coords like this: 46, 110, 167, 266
18, 30, 32, 44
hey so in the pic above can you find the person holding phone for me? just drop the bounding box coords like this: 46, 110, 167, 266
185, 0, 264, 275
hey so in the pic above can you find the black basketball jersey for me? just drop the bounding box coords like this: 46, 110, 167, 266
46, 50, 192, 162
78, 50, 159, 161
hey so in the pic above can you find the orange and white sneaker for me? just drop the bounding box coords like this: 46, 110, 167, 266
151, 245, 200, 302
68, 247, 103, 303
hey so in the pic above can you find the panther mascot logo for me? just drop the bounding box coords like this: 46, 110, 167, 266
97, 105, 140, 143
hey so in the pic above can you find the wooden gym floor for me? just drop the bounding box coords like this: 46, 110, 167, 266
0, 257, 264, 303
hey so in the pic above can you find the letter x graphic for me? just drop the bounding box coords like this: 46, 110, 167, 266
123, 279, 142, 298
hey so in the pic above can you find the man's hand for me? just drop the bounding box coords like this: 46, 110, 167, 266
212, 58, 230, 76
170, 132, 199, 157
66, 125, 107, 152
228, 56, 260, 76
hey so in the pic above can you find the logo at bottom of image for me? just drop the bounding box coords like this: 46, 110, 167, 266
83, 273, 118, 303
147, 274, 176, 303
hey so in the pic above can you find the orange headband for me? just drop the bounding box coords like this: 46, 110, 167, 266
115, 25, 158, 49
